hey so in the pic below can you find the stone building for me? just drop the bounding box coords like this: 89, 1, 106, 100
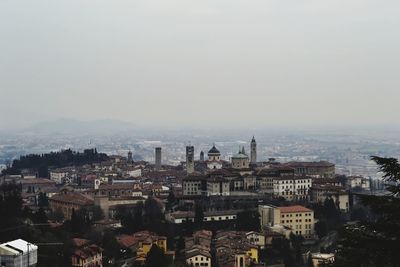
231, 147, 250, 169
186, 146, 195, 174
285, 161, 335, 178
155, 147, 162, 170
250, 136, 257, 164
49, 190, 94, 220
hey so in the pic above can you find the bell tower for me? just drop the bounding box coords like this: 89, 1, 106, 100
250, 136, 257, 163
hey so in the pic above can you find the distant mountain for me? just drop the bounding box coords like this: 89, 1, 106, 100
22, 119, 138, 135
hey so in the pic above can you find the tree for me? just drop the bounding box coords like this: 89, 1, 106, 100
236, 210, 260, 231
38, 192, 49, 207
289, 233, 304, 264
144, 244, 169, 267
194, 202, 204, 226
144, 198, 164, 233
334, 156, 400, 267
307, 253, 314, 267
315, 220, 328, 239
32, 207, 48, 224
166, 190, 176, 211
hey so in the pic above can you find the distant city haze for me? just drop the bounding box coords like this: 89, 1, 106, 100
1, 0, 400, 130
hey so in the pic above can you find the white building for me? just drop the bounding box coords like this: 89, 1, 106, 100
207, 145, 223, 170
166, 210, 239, 224
0, 239, 38, 267
126, 167, 142, 178
272, 176, 312, 201
185, 249, 211, 267
50, 170, 68, 184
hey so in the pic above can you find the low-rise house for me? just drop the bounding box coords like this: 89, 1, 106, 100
215, 231, 259, 267
311, 253, 335, 266
116, 231, 173, 264
71, 238, 103, 267
184, 230, 212, 267
185, 249, 212, 267
245, 231, 266, 249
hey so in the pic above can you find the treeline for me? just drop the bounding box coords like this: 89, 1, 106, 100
2, 148, 109, 177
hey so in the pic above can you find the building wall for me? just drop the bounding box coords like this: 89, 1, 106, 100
232, 158, 249, 169
258, 205, 280, 227
259, 205, 315, 239
279, 211, 314, 239
183, 180, 203, 196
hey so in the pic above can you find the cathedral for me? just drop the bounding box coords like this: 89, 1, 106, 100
200, 137, 257, 171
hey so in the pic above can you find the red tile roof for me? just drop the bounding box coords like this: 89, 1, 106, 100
278, 205, 312, 213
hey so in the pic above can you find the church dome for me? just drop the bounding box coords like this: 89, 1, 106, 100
208, 145, 220, 155
232, 153, 249, 159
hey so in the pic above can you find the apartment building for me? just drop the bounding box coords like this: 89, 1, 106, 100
259, 205, 315, 239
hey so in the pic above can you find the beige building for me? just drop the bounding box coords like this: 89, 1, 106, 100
285, 161, 335, 178
259, 205, 315, 239
182, 176, 206, 196
310, 185, 349, 212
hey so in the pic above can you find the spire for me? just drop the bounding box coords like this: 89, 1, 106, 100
242, 146, 245, 154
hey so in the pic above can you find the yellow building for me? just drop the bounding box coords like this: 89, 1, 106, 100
259, 205, 315, 239
116, 231, 171, 263
247, 246, 258, 263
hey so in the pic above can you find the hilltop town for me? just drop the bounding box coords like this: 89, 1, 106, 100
0, 136, 380, 267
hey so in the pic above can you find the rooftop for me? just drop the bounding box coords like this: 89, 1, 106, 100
278, 205, 312, 213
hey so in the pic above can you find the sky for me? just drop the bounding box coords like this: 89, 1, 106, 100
1, 0, 400, 131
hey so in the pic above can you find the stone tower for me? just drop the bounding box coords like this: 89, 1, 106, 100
186, 146, 195, 174
250, 136, 257, 163
155, 147, 162, 170
200, 151, 205, 162
127, 150, 133, 163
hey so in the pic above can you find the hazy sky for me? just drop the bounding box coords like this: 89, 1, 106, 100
1, 0, 400, 130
